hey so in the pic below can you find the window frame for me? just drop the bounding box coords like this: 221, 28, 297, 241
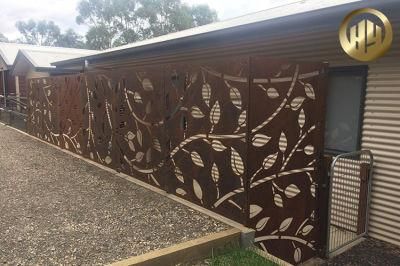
324, 65, 368, 155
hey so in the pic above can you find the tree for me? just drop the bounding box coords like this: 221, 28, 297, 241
76, 0, 121, 50
15, 20, 86, 49
85, 25, 115, 50
16, 20, 61, 46
56, 29, 86, 49
190, 4, 218, 27
76, 0, 218, 49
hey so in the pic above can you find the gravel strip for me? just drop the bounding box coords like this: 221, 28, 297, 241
325, 238, 400, 266
0, 125, 229, 265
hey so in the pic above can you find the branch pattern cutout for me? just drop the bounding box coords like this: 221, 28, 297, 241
27, 57, 325, 265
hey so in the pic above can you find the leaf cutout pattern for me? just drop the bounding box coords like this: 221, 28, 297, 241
105, 156, 112, 165
191, 106, 205, 119
249, 205, 263, 218
304, 83, 315, 99
304, 145, 314, 155
237, 110, 246, 129
191, 151, 204, 167
145, 101, 152, 114
193, 179, 203, 201
294, 247, 302, 263
301, 225, 314, 236
128, 140, 135, 151
263, 153, 278, 170
134, 92, 143, 103
279, 132, 287, 154
137, 129, 143, 147
175, 166, 184, 183
202, 83, 211, 107
267, 87, 279, 99
290, 97, 305, 111
176, 188, 187, 196
298, 109, 305, 129
229, 85, 242, 109
310, 183, 316, 198
210, 101, 221, 125
153, 138, 161, 152
285, 184, 301, 198
211, 163, 220, 184
190, 72, 198, 84
274, 194, 283, 208
142, 78, 153, 91
252, 134, 271, 147
135, 152, 144, 162
279, 217, 293, 232
126, 131, 135, 140
231, 147, 244, 176
256, 217, 270, 231
211, 140, 227, 152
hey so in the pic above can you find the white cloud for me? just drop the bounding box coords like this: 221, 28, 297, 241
0, 0, 297, 40
0, 0, 87, 40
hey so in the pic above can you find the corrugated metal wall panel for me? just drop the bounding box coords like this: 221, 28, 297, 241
93, 18, 400, 246
363, 60, 400, 246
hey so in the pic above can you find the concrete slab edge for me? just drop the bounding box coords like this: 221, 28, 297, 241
109, 228, 241, 266
0, 123, 255, 242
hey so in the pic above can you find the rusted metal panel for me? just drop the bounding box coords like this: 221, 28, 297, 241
27, 77, 59, 143
81, 72, 117, 168
165, 58, 249, 223
247, 57, 326, 263
113, 66, 168, 187
27, 56, 326, 264
58, 75, 84, 154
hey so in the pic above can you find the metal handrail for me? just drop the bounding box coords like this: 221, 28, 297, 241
0, 107, 28, 118
0, 95, 28, 109
326, 150, 374, 257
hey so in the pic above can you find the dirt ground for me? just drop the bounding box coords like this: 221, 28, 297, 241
0, 125, 229, 265
326, 238, 400, 266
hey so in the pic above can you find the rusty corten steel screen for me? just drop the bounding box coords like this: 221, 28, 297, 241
27, 56, 327, 264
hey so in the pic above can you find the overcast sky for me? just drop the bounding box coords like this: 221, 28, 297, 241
0, 0, 296, 40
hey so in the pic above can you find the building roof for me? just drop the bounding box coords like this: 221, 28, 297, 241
53, 0, 367, 67
19, 48, 97, 69
0, 42, 97, 68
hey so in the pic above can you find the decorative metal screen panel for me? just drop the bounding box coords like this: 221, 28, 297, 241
27, 56, 326, 264
58, 75, 84, 154
27, 78, 59, 143
247, 57, 326, 263
165, 59, 250, 222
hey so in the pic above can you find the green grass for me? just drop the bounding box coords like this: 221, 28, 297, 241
208, 248, 278, 266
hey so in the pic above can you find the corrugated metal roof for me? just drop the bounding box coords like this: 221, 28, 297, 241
52, 0, 362, 66
20, 48, 97, 69
0, 42, 97, 67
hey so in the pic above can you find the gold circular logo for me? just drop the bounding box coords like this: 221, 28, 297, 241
339, 8, 393, 62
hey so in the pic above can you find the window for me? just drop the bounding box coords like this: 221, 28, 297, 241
325, 66, 367, 154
